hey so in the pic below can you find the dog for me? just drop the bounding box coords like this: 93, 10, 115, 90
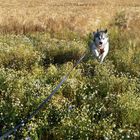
90, 29, 109, 63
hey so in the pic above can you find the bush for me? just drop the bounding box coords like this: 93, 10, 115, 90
0, 39, 40, 70
0, 21, 140, 140
41, 39, 86, 66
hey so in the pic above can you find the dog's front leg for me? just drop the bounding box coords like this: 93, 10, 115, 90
92, 49, 100, 59
99, 55, 104, 63
99, 52, 107, 63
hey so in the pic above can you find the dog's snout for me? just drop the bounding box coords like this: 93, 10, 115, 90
99, 41, 102, 45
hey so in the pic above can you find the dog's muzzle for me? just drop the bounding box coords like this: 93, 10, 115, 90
99, 42, 102, 45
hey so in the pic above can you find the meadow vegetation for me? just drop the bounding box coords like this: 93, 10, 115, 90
0, 0, 140, 140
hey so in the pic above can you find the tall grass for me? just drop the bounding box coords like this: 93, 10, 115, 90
0, 0, 139, 34
0, 27, 140, 140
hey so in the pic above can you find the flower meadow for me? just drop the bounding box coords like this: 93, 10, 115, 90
0, 17, 140, 139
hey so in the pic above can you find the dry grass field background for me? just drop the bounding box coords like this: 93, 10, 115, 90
0, 0, 139, 34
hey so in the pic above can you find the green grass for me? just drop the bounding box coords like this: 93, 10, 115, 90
0, 18, 140, 140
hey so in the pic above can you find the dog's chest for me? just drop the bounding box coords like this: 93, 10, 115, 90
98, 48, 104, 54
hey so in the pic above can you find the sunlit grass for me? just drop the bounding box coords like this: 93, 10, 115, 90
0, 0, 139, 34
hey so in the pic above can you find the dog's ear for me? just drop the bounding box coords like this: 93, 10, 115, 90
92, 32, 96, 40
104, 29, 108, 33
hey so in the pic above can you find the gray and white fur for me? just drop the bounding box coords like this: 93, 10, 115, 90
90, 29, 109, 63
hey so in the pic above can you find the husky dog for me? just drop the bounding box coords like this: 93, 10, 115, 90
90, 29, 109, 63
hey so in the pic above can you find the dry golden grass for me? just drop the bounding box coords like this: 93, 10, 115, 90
0, 0, 139, 34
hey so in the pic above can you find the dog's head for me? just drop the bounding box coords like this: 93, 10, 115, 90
93, 29, 108, 49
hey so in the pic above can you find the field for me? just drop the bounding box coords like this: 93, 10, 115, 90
0, 0, 140, 140
0, 0, 140, 34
